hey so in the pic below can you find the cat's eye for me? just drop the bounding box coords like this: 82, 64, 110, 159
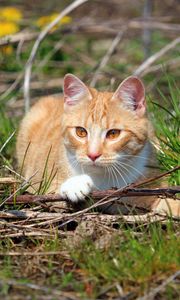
106, 129, 121, 140
76, 127, 87, 138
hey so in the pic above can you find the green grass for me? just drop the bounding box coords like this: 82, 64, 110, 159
0, 222, 179, 299
149, 77, 180, 185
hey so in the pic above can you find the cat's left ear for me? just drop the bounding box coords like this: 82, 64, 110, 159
63, 74, 92, 107
111, 76, 146, 116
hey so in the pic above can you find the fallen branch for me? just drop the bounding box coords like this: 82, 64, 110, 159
4, 186, 180, 205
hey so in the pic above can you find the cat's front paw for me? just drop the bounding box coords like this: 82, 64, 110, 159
60, 174, 94, 202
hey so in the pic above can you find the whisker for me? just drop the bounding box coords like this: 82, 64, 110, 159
116, 161, 146, 178
110, 165, 118, 188
106, 166, 111, 187
118, 154, 148, 160
112, 164, 128, 186
114, 163, 137, 183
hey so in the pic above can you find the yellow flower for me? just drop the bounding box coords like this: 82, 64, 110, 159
0, 21, 19, 37
1, 45, 13, 55
36, 13, 72, 31
0, 7, 22, 22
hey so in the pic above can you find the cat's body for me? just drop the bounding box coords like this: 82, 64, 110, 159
17, 74, 179, 215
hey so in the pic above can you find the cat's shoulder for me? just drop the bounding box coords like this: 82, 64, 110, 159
30, 95, 64, 114
22, 95, 64, 122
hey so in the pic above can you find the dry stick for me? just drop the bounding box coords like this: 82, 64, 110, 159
137, 270, 180, 300
0, 279, 77, 299
0, 211, 166, 224
129, 20, 180, 32
0, 171, 38, 208
142, 57, 180, 76
4, 165, 180, 205
0, 232, 54, 238
131, 165, 180, 188
24, 0, 89, 113
133, 36, 180, 76
4, 186, 180, 205
90, 28, 126, 87
0, 31, 38, 46
0, 73, 23, 101
0, 251, 69, 257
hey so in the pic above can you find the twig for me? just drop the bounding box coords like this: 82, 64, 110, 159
131, 166, 180, 188
90, 28, 126, 87
24, 0, 89, 113
0, 31, 38, 46
0, 171, 38, 208
0, 279, 77, 299
0, 211, 166, 224
142, 57, 180, 76
0, 231, 55, 238
0, 251, 69, 257
4, 186, 180, 205
133, 36, 180, 76
137, 270, 180, 300
0, 73, 23, 101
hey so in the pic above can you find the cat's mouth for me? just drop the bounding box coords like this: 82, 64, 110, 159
79, 158, 116, 168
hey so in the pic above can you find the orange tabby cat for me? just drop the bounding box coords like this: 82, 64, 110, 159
16, 74, 179, 215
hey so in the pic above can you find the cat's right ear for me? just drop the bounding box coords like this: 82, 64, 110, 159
63, 74, 92, 108
111, 76, 146, 117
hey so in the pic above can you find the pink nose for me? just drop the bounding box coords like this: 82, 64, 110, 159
88, 153, 101, 162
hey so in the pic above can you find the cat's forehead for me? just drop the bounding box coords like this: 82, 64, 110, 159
85, 90, 126, 129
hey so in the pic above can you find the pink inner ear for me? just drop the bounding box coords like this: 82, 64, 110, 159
64, 74, 92, 106
112, 76, 146, 116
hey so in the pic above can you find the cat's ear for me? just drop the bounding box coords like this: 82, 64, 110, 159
112, 76, 146, 116
63, 74, 92, 107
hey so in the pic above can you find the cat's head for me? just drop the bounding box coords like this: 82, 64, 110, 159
61, 74, 150, 169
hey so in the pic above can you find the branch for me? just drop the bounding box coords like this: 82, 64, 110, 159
4, 186, 180, 205
23, 0, 89, 113
131, 165, 180, 188
133, 36, 180, 76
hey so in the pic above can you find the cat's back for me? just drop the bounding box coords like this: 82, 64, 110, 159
16, 95, 64, 168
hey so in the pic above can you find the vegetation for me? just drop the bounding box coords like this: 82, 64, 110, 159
0, 1, 179, 299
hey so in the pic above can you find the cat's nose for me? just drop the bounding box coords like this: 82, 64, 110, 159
88, 153, 101, 161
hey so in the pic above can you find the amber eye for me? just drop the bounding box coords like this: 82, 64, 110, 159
76, 127, 87, 138
106, 129, 121, 140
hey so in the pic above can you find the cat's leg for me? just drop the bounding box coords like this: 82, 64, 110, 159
59, 174, 94, 202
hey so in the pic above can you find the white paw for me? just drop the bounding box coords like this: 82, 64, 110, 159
60, 174, 94, 203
